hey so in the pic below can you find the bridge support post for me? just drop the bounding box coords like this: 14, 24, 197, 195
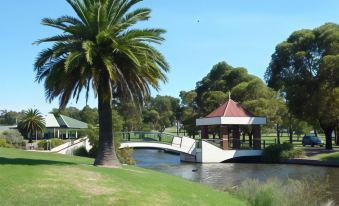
232, 125, 240, 149
220, 125, 229, 150
201, 126, 208, 139
253, 125, 261, 150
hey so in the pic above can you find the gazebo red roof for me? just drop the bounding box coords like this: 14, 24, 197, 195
206, 99, 254, 118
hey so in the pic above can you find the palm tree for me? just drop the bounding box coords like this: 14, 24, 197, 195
19, 109, 45, 143
34, 0, 169, 167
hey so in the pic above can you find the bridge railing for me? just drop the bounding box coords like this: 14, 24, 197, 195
118, 131, 177, 145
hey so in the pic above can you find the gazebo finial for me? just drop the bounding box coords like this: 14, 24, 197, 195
228, 91, 231, 100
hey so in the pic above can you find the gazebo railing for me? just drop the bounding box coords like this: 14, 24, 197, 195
199, 138, 276, 150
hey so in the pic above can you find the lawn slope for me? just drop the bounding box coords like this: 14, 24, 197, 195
0, 148, 245, 206
313, 152, 339, 162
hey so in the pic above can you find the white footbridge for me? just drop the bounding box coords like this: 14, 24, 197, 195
48, 132, 262, 163
119, 132, 262, 163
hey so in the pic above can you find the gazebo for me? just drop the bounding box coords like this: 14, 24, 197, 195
196, 98, 266, 150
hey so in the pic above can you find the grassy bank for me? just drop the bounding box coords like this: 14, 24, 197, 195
0, 148, 245, 206
313, 152, 339, 162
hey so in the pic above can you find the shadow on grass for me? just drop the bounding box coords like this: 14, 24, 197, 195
0, 157, 75, 166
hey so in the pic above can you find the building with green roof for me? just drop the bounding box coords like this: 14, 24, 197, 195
44, 114, 88, 139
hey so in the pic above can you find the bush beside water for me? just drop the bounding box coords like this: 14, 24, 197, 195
229, 178, 334, 206
262, 142, 304, 162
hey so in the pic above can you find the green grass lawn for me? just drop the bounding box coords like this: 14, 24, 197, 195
312, 152, 339, 162
0, 148, 245, 206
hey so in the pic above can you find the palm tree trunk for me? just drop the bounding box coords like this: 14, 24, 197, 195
94, 78, 121, 167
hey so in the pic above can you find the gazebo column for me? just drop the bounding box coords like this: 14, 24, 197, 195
232, 125, 241, 149
220, 125, 229, 150
253, 125, 261, 149
201, 126, 208, 139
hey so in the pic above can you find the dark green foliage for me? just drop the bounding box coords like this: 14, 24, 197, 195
0, 110, 25, 125
72, 146, 90, 157
139, 95, 180, 132
262, 142, 304, 162
179, 91, 199, 137
18, 109, 45, 142
115, 101, 143, 131
265, 23, 339, 149
80, 106, 98, 126
52, 107, 81, 120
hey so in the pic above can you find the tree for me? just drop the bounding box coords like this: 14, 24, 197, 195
149, 95, 180, 132
142, 109, 160, 131
116, 101, 143, 131
193, 61, 285, 142
265, 23, 339, 149
52, 107, 81, 120
282, 112, 311, 143
200, 91, 227, 115
195, 61, 256, 116
34, 0, 169, 167
18, 109, 45, 142
0, 110, 24, 125
80, 106, 98, 125
179, 90, 198, 137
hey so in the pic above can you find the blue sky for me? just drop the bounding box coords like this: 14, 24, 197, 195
1, 0, 339, 114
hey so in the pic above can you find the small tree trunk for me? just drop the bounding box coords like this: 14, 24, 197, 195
94, 78, 120, 168
320, 122, 334, 150
176, 120, 179, 136
323, 128, 333, 150
276, 124, 281, 144
314, 127, 318, 136
289, 130, 293, 143
335, 126, 339, 146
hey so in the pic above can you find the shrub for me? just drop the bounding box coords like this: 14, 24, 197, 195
37, 140, 46, 150
0, 138, 8, 148
262, 142, 304, 162
117, 147, 135, 165
72, 146, 89, 157
228, 178, 333, 206
50, 138, 66, 148
38, 138, 67, 150
0, 130, 25, 148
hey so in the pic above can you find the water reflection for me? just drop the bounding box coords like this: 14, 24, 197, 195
133, 149, 339, 202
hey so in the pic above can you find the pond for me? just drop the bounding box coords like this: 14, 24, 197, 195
133, 149, 339, 203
